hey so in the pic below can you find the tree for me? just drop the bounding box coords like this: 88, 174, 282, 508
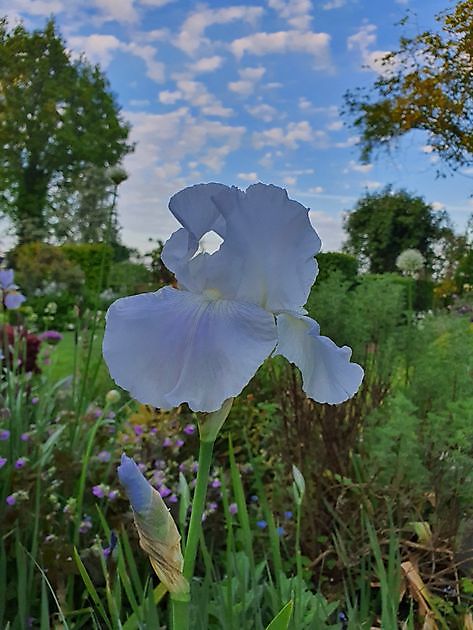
0, 18, 133, 243
344, 1, 473, 171
343, 187, 447, 273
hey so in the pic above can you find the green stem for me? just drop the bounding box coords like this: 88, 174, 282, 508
170, 438, 215, 629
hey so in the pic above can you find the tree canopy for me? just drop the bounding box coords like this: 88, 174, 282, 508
343, 187, 447, 273
0, 18, 133, 243
344, 1, 473, 171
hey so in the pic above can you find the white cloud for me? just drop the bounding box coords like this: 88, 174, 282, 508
94, 0, 138, 24
68, 34, 121, 67
334, 135, 359, 148
238, 172, 258, 182
308, 210, 345, 251
309, 186, 324, 193
159, 90, 182, 105
327, 120, 343, 131
246, 103, 278, 122
187, 56, 224, 74
322, 0, 346, 9
68, 34, 165, 81
363, 180, 382, 190
421, 144, 434, 154
283, 175, 297, 186
231, 30, 332, 71
129, 98, 151, 107
139, 0, 175, 6
346, 160, 373, 173
347, 24, 393, 74
253, 120, 327, 149
267, 0, 313, 30
228, 66, 266, 96
298, 97, 312, 110
432, 201, 445, 211
4, 0, 64, 15
175, 5, 263, 56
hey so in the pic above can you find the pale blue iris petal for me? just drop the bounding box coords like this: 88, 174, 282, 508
103, 286, 278, 412
117, 454, 153, 513
0, 269, 14, 290
4, 292, 26, 310
275, 313, 364, 404
210, 183, 322, 311
168, 183, 229, 240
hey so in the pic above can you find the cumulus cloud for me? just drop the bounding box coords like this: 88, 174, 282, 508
238, 172, 258, 182
345, 160, 373, 173
158, 80, 233, 117
347, 24, 393, 74
68, 34, 165, 81
228, 66, 266, 96
267, 0, 313, 30
175, 5, 263, 56
187, 55, 224, 74
246, 103, 279, 122
94, 0, 138, 24
231, 30, 332, 71
253, 121, 327, 149
322, 0, 346, 9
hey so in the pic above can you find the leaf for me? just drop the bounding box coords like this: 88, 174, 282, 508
265, 600, 293, 630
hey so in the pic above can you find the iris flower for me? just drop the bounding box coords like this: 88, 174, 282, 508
103, 183, 363, 412
0, 269, 26, 310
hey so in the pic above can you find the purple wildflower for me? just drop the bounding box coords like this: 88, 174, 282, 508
175, 439, 184, 448
0, 430, 10, 441
168, 494, 178, 503
20, 432, 30, 442
276, 526, 285, 537
256, 520, 267, 529
183, 424, 196, 435
159, 485, 172, 498
108, 489, 119, 501
229, 502, 238, 515
134, 425, 144, 436
6, 494, 16, 506
0, 456, 7, 468
38, 330, 63, 345
15, 457, 27, 469
31, 397, 39, 405
284, 511, 293, 520
79, 517, 92, 534
97, 450, 111, 463
211, 478, 221, 489
163, 437, 173, 447
92, 485, 106, 499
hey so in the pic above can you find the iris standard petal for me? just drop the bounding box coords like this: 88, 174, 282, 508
0, 269, 14, 290
275, 313, 364, 404
162, 183, 230, 291
117, 454, 153, 513
103, 286, 277, 412
168, 183, 229, 240
210, 183, 322, 311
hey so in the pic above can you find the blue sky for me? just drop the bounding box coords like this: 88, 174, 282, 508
2, 0, 472, 252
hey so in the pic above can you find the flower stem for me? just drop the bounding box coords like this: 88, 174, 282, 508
170, 437, 215, 629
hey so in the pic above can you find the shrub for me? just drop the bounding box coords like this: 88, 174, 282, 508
315, 252, 358, 283
9, 242, 84, 295
61, 243, 113, 292
107, 261, 154, 296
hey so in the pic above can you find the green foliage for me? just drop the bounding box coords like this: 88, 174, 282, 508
344, 1, 473, 171
315, 252, 358, 283
343, 187, 447, 272
9, 242, 84, 295
108, 261, 154, 296
62, 243, 113, 292
0, 18, 132, 242
455, 249, 473, 292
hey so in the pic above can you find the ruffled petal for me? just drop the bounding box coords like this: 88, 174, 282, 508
4, 292, 26, 310
210, 183, 321, 311
103, 286, 277, 412
275, 313, 364, 404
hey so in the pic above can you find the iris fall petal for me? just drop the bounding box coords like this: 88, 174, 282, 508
103, 286, 277, 412
275, 313, 364, 404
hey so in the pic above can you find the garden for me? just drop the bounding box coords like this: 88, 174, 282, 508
1, 3, 473, 629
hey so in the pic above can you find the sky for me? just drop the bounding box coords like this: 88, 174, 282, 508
1, 0, 472, 253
